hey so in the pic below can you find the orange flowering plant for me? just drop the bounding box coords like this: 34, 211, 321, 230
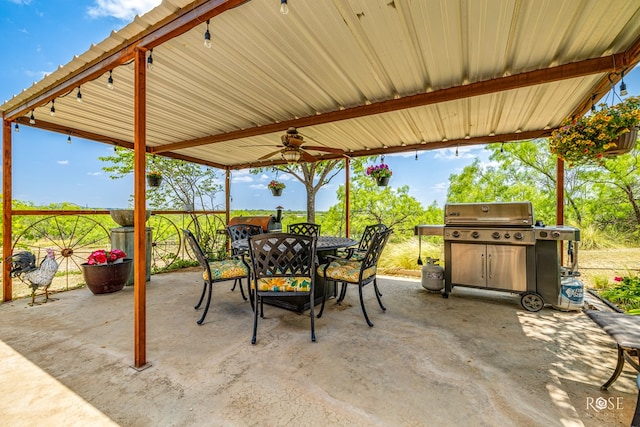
549, 96, 640, 165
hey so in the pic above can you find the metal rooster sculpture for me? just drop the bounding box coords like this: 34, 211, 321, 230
7, 248, 59, 305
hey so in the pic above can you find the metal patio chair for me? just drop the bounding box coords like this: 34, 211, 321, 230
287, 222, 321, 237
183, 229, 250, 325
247, 233, 318, 344
338, 223, 388, 262
226, 224, 263, 294
317, 228, 392, 327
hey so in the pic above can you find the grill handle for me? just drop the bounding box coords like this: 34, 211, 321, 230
488, 253, 492, 279
481, 253, 485, 278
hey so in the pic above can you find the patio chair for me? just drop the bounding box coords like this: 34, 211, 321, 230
288, 222, 321, 237
337, 223, 388, 261
317, 228, 392, 327
182, 229, 251, 325
226, 224, 263, 293
247, 233, 318, 344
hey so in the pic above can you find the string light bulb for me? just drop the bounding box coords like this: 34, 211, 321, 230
591, 94, 596, 113
203, 20, 212, 48
29, 110, 35, 124
147, 49, 154, 70
50, 99, 56, 116
14, 123, 19, 132
67, 133, 72, 144
76, 86, 83, 103
107, 70, 114, 89
620, 71, 628, 96
455, 145, 459, 157
280, 0, 289, 14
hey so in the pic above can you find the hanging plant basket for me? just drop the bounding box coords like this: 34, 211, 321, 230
376, 176, 390, 187
268, 180, 285, 196
270, 188, 283, 196
549, 96, 640, 165
147, 174, 163, 187
604, 127, 638, 156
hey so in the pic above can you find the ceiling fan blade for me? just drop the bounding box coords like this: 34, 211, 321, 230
300, 145, 344, 154
299, 150, 319, 163
257, 149, 284, 161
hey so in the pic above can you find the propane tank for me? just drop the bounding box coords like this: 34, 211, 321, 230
554, 268, 584, 311
421, 257, 445, 292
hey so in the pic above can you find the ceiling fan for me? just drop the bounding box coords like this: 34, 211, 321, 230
257, 127, 344, 163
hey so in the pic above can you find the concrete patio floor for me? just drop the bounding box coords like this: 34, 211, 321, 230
0, 268, 637, 426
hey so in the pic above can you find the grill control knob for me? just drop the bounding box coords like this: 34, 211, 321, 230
504, 233, 511, 239
514, 232, 524, 240
552, 231, 561, 238
452, 230, 460, 238
492, 231, 500, 239
471, 231, 480, 239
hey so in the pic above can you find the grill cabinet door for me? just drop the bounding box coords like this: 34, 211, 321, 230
450, 243, 487, 287
486, 245, 527, 291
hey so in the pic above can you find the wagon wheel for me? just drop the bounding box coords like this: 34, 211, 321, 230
148, 214, 181, 271
184, 214, 228, 260
520, 292, 544, 312
11, 215, 111, 293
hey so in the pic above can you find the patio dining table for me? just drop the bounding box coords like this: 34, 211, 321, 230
233, 235, 357, 312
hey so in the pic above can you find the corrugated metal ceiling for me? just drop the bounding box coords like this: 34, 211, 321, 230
2, 0, 640, 170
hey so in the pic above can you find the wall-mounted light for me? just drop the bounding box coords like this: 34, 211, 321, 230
76, 86, 83, 103
50, 99, 56, 116
203, 20, 212, 48
280, 0, 289, 15
620, 71, 628, 96
29, 110, 35, 124
147, 49, 154, 70
107, 70, 114, 90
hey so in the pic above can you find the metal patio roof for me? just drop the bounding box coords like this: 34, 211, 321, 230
2, 0, 640, 170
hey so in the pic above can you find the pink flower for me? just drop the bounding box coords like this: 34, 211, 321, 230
614, 276, 623, 282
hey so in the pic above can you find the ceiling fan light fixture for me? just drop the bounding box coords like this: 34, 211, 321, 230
282, 147, 300, 163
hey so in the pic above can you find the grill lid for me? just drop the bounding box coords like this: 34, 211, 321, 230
444, 202, 533, 226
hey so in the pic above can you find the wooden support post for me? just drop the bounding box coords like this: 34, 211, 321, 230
133, 48, 148, 369
556, 157, 565, 264
345, 157, 350, 238
2, 119, 13, 302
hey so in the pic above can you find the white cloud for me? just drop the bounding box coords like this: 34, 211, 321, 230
87, 0, 161, 20
8, 0, 31, 5
231, 170, 254, 183
57, 160, 69, 165
432, 182, 448, 191
249, 184, 265, 190
88, 172, 102, 176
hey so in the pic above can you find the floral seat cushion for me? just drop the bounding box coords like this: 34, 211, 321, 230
253, 276, 312, 292
203, 258, 248, 281
318, 260, 376, 283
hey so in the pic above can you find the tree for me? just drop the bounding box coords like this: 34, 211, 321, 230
251, 160, 347, 223
323, 160, 438, 239
99, 148, 223, 210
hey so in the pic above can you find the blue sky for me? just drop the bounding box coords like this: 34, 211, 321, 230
1, 0, 638, 212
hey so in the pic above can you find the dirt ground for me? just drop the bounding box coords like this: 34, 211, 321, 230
0, 269, 638, 426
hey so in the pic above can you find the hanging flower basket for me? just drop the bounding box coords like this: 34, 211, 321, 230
146, 171, 163, 187
376, 176, 390, 187
604, 127, 638, 156
366, 163, 392, 186
268, 180, 285, 196
549, 96, 640, 165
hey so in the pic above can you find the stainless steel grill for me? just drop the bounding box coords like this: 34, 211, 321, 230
416, 201, 580, 311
